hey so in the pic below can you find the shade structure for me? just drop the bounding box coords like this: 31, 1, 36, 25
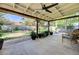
0, 3, 79, 21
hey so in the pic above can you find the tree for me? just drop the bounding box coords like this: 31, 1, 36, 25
0, 12, 6, 25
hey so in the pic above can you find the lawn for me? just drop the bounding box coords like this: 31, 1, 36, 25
0, 30, 31, 40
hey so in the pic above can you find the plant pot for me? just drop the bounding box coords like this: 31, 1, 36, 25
31, 37, 36, 40
44, 31, 49, 36
50, 32, 53, 35
0, 39, 4, 50
38, 33, 43, 38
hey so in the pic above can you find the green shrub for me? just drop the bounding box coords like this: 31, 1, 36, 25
0, 33, 3, 37
67, 25, 74, 29
38, 33, 44, 38
44, 31, 49, 36
30, 31, 53, 39
38, 31, 52, 38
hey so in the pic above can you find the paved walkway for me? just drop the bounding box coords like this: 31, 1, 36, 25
0, 34, 79, 55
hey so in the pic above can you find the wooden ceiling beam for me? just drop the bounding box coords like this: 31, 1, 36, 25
50, 15, 79, 21
0, 7, 48, 22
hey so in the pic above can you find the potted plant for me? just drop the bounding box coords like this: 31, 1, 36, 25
44, 31, 49, 36
30, 31, 37, 40
42, 32, 46, 38
38, 33, 44, 38
0, 33, 4, 50
38, 33, 42, 38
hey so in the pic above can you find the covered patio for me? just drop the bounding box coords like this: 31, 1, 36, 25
0, 3, 79, 55
0, 3, 79, 35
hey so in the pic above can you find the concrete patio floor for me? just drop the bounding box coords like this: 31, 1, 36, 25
0, 34, 79, 55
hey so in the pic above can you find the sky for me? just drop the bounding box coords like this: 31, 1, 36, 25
3, 14, 23, 22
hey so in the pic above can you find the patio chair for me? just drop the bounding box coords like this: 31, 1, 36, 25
62, 29, 79, 44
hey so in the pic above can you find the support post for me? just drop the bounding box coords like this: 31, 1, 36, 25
65, 19, 67, 31
48, 21, 50, 35
36, 19, 39, 36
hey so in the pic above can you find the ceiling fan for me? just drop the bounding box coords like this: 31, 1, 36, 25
35, 3, 58, 13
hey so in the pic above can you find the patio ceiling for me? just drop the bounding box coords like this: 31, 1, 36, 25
0, 3, 79, 21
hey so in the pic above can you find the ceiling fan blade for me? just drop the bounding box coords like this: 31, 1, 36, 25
40, 3, 46, 9
45, 3, 58, 9
45, 9, 52, 13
